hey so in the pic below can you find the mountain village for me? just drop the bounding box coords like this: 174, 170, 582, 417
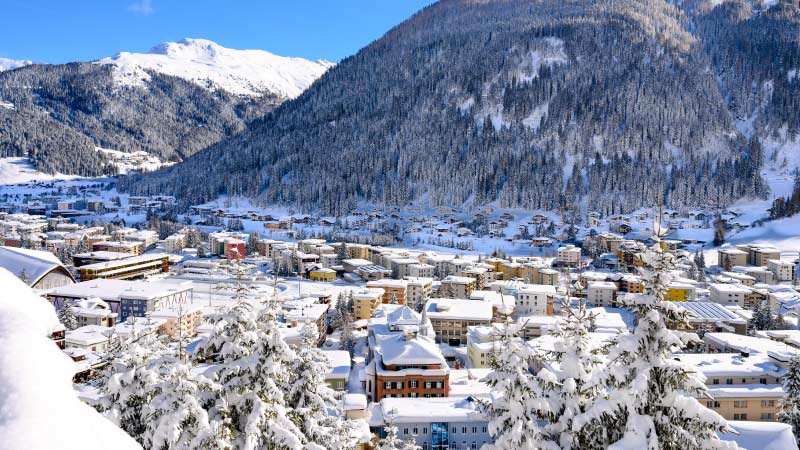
1, 175, 800, 449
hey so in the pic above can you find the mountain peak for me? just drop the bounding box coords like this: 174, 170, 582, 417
0, 57, 33, 72
97, 38, 333, 98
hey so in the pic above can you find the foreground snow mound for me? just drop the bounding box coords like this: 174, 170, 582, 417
96, 38, 334, 98
0, 268, 141, 450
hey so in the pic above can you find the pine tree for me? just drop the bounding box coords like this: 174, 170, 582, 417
288, 325, 357, 450
337, 242, 351, 263
97, 323, 172, 445
533, 296, 609, 450
58, 301, 79, 331
779, 355, 800, 446
145, 363, 218, 450
581, 228, 740, 449
482, 318, 551, 449
245, 231, 262, 256
376, 424, 421, 450
205, 294, 305, 449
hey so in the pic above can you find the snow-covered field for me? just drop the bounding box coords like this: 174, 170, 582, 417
0, 157, 81, 185
96, 38, 334, 98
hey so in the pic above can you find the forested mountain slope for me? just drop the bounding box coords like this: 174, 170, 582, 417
117, 0, 796, 215
0, 39, 331, 177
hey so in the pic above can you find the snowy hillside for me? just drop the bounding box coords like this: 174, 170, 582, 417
96, 38, 334, 98
0, 157, 81, 185
0, 57, 32, 71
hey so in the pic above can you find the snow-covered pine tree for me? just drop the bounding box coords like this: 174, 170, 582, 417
579, 226, 740, 450
58, 301, 79, 331
193, 298, 260, 363
534, 295, 609, 450
749, 300, 774, 333
337, 242, 351, 263
97, 322, 172, 445
145, 362, 217, 450
376, 423, 422, 450
779, 355, 800, 446
288, 325, 357, 450
482, 317, 551, 449
204, 292, 305, 449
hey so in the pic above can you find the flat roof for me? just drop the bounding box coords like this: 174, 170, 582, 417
46, 279, 192, 302
79, 253, 167, 271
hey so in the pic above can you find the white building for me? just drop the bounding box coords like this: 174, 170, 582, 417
587, 281, 618, 307
768, 259, 796, 282
515, 284, 556, 316
709, 283, 751, 307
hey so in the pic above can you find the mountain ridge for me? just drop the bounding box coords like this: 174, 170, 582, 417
122, 0, 793, 216
0, 39, 331, 177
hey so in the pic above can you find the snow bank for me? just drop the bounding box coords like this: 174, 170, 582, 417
0, 268, 141, 450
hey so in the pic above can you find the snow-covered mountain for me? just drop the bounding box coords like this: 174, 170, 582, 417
0, 57, 33, 72
96, 38, 334, 98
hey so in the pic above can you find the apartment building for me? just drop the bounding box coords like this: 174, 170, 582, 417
675, 352, 784, 422
709, 283, 751, 307
353, 288, 386, 320
515, 284, 556, 316
424, 299, 493, 346
366, 279, 409, 304
439, 276, 476, 299
405, 277, 433, 308
587, 281, 618, 307
768, 259, 796, 282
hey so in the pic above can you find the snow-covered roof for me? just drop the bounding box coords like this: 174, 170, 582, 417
425, 299, 493, 321
723, 421, 799, 450
0, 246, 73, 287
674, 352, 783, 378
386, 305, 421, 328
0, 268, 140, 450
379, 333, 443, 367
703, 332, 800, 356
705, 383, 784, 398
674, 302, 746, 323
323, 350, 351, 380
46, 279, 192, 302
369, 397, 486, 426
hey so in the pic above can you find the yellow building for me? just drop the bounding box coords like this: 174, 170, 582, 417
665, 282, 696, 301
309, 268, 336, 282
352, 288, 385, 320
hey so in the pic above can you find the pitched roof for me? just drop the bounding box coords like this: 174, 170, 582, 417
0, 246, 73, 287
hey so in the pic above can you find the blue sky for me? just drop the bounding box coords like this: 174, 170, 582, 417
0, 0, 437, 63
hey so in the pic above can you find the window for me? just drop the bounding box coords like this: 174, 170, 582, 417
410, 380, 418, 388
462, 427, 467, 434
706, 401, 720, 408
404, 429, 409, 435
725, 379, 733, 385
413, 428, 418, 435
423, 428, 428, 435
712, 379, 719, 384
409, 392, 418, 398
734, 401, 748, 408
761, 413, 774, 420
451, 427, 456, 434
733, 414, 748, 420
472, 427, 477, 434
760, 378, 768, 384
761, 400, 775, 408
471, 442, 477, 450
